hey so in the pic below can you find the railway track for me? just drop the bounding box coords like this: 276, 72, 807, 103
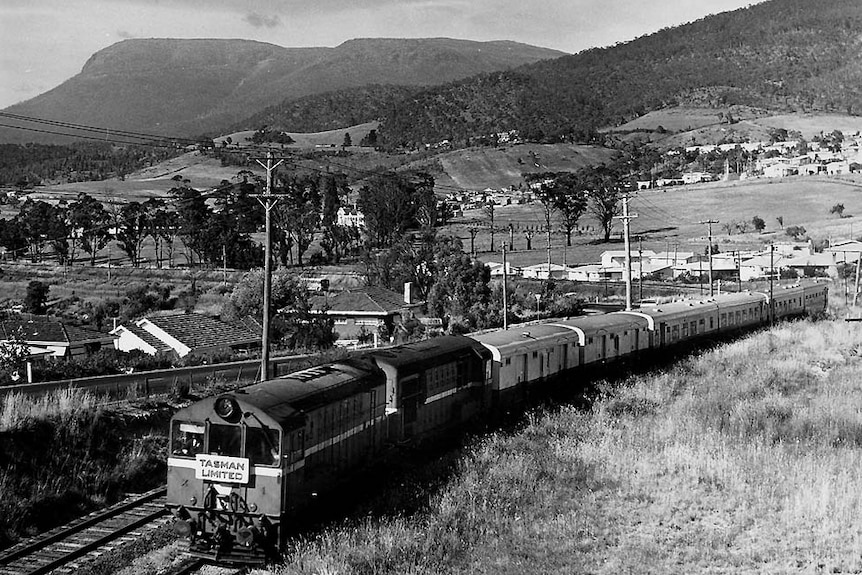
0, 486, 170, 575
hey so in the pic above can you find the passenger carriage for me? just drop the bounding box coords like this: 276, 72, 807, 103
548, 314, 651, 364
471, 323, 581, 408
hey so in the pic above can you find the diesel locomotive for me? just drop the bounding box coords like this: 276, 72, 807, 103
165, 283, 827, 563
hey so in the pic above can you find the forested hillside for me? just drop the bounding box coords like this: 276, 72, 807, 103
377, 0, 862, 147
236, 85, 417, 134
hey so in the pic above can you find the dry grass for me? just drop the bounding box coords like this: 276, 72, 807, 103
0, 386, 102, 431
259, 290, 862, 573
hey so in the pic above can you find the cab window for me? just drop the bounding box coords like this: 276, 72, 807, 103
171, 421, 204, 458
246, 427, 281, 466
209, 424, 242, 457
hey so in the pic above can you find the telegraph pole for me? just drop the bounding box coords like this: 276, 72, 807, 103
614, 194, 637, 310
638, 235, 644, 303
769, 244, 775, 325
501, 241, 509, 330
700, 219, 719, 297
253, 151, 285, 382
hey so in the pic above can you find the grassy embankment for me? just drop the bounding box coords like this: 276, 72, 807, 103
0, 388, 173, 549
263, 294, 862, 574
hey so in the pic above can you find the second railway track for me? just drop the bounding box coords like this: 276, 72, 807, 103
0, 486, 170, 575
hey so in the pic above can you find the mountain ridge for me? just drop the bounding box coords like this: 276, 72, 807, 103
0, 37, 566, 144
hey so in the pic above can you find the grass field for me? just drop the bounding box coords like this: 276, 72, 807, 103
234, 288, 862, 574
448, 172, 862, 269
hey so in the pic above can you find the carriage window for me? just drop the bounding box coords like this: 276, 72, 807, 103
209, 424, 242, 457
246, 427, 281, 466
171, 421, 204, 458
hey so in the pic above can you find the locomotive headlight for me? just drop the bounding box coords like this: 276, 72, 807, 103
249, 503, 258, 512
190, 496, 197, 506
214, 396, 240, 421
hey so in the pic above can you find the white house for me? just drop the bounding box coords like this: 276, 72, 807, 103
336, 206, 366, 228
521, 263, 570, 280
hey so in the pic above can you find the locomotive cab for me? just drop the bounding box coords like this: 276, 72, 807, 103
167, 395, 289, 564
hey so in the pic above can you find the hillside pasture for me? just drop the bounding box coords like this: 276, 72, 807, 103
425, 144, 616, 192
449, 173, 862, 269
607, 107, 862, 149
214, 121, 380, 150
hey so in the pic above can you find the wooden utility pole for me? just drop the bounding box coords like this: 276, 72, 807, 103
614, 194, 637, 310
501, 241, 509, 330
638, 235, 643, 303
700, 219, 719, 297
769, 244, 775, 325
253, 151, 285, 382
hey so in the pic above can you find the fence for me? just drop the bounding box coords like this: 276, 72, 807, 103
0, 354, 316, 399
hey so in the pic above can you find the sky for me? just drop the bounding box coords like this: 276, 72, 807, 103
0, 0, 765, 110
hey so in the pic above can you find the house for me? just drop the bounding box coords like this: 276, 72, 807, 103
0, 319, 116, 359
112, 312, 259, 358
782, 252, 841, 278
650, 251, 697, 266
739, 253, 789, 281
336, 206, 365, 228
600, 250, 657, 268
486, 261, 520, 278
674, 258, 741, 281
521, 263, 570, 280
566, 264, 604, 282
310, 284, 424, 345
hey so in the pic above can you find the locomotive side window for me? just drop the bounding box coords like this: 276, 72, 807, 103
171, 421, 204, 457
246, 427, 281, 466
209, 424, 242, 457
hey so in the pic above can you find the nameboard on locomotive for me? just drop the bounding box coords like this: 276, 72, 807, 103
195, 454, 250, 484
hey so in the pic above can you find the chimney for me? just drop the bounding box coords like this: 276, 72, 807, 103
404, 282, 413, 304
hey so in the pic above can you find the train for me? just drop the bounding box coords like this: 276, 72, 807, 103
165, 282, 828, 564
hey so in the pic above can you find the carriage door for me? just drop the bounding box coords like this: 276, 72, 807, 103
520, 354, 528, 383
659, 322, 666, 347
400, 375, 420, 439
600, 335, 607, 361
561, 344, 568, 372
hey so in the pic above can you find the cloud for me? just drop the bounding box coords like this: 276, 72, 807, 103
243, 12, 281, 28
117, 30, 135, 39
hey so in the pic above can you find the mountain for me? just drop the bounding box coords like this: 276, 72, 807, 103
0, 38, 565, 144
378, 0, 862, 147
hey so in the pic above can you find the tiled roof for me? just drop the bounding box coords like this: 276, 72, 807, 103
142, 312, 258, 350
0, 319, 113, 344
121, 324, 173, 353
311, 286, 416, 315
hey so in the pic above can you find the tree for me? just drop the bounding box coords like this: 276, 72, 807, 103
273, 174, 322, 266
776, 215, 784, 229
751, 215, 766, 233
24, 280, 49, 314
170, 185, 211, 265
69, 192, 111, 266
116, 202, 147, 267
358, 172, 429, 249
0, 327, 30, 383
830, 203, 846, 218
586, 175, 622, 242
786, 225, 807, 240
17, 199, 66, 262
524, 171, 588, 247
342, 132, 352, 148
427, 240, 494, 331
